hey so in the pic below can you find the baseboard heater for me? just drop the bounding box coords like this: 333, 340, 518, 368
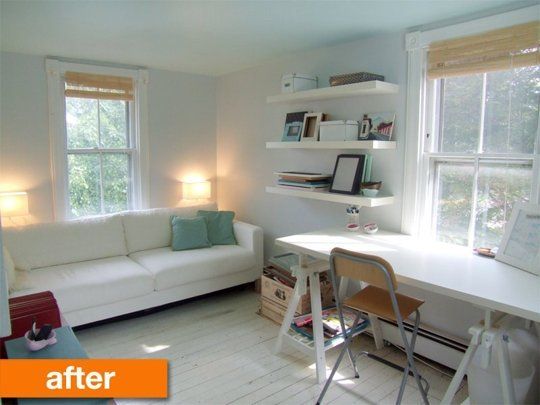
369, 318, 469, 370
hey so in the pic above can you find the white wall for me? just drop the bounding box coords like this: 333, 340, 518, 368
216, 33, 484, 340
0, 51, 217, 221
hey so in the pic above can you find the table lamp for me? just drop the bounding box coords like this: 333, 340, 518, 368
182, 180, 211, 200
0, 191, 29, 217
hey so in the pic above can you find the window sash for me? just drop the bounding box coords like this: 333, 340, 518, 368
67, 151, 133, 216
419, 74, 539, 245
427, 156, 534, 247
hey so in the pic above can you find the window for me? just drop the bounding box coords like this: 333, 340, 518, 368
46, 61, 149, 219
407, 19, 540, 248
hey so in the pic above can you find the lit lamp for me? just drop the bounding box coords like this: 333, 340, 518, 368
0, 192, 29, 217
182, 181, 211, 200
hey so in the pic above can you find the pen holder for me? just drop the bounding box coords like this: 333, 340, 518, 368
346, 213, 360, 232
24, 329, 57, 351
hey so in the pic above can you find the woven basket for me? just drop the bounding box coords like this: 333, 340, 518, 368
329, 72, 385, 86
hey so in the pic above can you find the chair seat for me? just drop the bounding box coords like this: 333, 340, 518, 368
344, 285, 424, 321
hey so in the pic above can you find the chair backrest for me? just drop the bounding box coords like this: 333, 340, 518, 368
330, 247, 398, 291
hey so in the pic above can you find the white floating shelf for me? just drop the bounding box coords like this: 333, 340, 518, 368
266, 140, 396, 150
265, 186, 394, 207
266, 81, 399, 104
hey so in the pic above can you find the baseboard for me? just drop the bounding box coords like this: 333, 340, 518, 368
375, 318, 468, 370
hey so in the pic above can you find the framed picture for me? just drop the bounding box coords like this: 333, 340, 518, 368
329, 154, 366, 195
281, 111, 309, 142
300, 113, 325, 142
359, 112, 395, 141
495, 202, 540, 276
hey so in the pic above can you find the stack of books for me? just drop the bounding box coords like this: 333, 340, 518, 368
274, 171, 332, 190
290, 307, 368, 346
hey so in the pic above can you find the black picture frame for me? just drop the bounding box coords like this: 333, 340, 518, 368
329, 154, 366, 195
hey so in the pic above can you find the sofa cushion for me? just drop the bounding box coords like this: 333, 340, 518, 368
197, 210, 237, 245
129, 245, 255, 291
121, 203, 217, 254
9, 256, 154, 312
3, 215, 127, 271
171, 216, 211, 251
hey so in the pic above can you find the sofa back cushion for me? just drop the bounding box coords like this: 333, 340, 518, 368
121, 203, 217, 253
3, 215, 127, 271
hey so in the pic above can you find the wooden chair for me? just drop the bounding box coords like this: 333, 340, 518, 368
316, 248, 429, 405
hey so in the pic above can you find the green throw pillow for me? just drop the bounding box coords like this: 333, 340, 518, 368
197, 210, 237, 245
171, 216, 212, 251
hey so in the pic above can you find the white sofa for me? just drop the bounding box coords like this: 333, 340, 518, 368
3, 203, 263, 327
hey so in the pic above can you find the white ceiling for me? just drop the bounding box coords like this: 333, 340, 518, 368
0, 0, 534, 76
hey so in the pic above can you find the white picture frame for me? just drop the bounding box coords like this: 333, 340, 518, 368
495, 202, 540, 276
300, 113, 325, 142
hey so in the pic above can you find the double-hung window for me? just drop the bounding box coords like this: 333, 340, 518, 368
46, 61, 148, 219
407, 19, 539, 248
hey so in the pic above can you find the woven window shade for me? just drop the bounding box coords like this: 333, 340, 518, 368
427, 21, 540, 79
64, 71, 134, 101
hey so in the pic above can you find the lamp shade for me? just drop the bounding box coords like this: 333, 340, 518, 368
0, 192, 29, 217
182, 181, 211, 200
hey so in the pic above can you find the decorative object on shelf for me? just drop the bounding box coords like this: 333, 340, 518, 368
275, 171, 331, 190
301, 113, 326, 142
182, 180, 211, 200
346, 205, 360, 232
281, 73, 318, 93
282, 111, 309, 142
363, 222, 379, 234
329, 72, 385, 87
495, 202, 540, 275
319, 120, 359, 142
359, 112, 395, 141
361, 181, 382, 197
329, 154, 366, 195
0, 191, 29, 217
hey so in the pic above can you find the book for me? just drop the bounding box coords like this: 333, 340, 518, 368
290, 307, 367, 346
274, 172, 332, 180
277, 180, 330, 189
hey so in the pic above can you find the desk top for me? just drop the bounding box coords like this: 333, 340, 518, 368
276, 228, 540, 322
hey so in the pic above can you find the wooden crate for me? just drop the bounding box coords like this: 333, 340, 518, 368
260, 266, 334, 322
259, 297, 288, 324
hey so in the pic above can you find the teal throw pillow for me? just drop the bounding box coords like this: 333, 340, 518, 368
197, 210, 237, 245
171, 216, 211, 251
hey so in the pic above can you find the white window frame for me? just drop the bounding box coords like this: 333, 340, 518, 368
46, 59, 150, 220
402, 5, 540, 239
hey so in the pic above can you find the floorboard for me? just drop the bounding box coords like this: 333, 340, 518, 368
75, 289, 468, 405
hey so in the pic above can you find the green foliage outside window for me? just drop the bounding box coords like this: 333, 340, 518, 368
65, 98, 131, 217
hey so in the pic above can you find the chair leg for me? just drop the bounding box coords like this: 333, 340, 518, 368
317, 312, 363, 405
396, 310, 429, 405
316, 338, 350, 405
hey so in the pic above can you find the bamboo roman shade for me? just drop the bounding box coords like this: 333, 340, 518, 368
427, 21, 540, 79
64, 71, 134, 101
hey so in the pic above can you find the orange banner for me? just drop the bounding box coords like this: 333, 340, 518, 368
0, 359, 167, 398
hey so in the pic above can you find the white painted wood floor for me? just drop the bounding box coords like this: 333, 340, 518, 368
76, 289, 468, 405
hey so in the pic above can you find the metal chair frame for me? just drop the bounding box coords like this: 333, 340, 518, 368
316, 250, 429, 405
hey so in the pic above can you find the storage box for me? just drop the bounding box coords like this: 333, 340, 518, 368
319, 120, 359, 141
281, 73, 318, 93
260, 265, 334, 324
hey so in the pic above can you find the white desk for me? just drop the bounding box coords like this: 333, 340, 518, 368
273, 228, 540, 402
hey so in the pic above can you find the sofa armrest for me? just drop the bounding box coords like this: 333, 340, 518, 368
234, 221, 263, 275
